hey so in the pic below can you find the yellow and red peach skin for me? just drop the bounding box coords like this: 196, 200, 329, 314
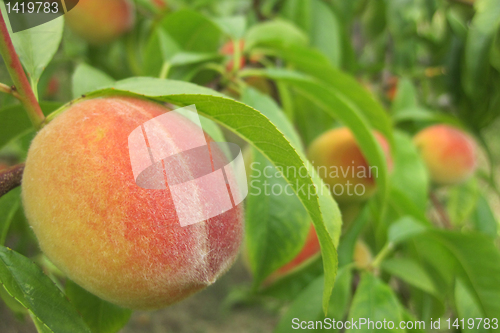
413, 125, 477, 185
21, 97, 243, 310
307, 127, 392, 203
65, 0, 135, 45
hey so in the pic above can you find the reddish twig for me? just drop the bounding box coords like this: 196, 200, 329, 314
0, 13, 44, 129
0, 164, 24, 198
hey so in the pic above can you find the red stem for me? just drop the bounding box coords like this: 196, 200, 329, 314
0, 11, 44, 129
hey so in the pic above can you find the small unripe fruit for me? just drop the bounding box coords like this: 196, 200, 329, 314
353, 240, 372, 269
66, 0, 135, 45
22, 97, 244, 310
220, 40, 245, 56
307, 127, 392, 203
413, 125, 477, 185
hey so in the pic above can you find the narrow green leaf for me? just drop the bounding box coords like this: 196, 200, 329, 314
455, 279, 489, 333
245, 19, 308, 50
381, 258, 438, 296
72, 63, 115, 99
65, 280, 132, 333
391, 78, 418, 114
309, 0, 342, 67
346, 273, 403, 333
251, 49, 392, 139
274, 268, 352, 333
256, 69, 390, 207
241, 87, 303, 151
274, 275, 324, 333
161, 9, 222, 52
245, 148, 310, 287
388, 217, 428, 245
0, 247, 91, 333
390, 131, 428, 211
0, 188, 21, 246
471, 194, 498, 238
0, 102, 62, 150
212, 16, 246, 39
0, 4, 63, 83
447, 179, 479, 226
432, 231, 500, 319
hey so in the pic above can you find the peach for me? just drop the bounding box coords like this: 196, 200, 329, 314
413, 125, 477, 185
21, 97, 244, 310
65, 0, 135, 45
307, 127, 392, 203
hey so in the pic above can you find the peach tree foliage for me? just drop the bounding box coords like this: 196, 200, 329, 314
0, 0, 499, 332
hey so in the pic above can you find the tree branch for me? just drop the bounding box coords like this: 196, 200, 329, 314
0, 81, 21, 99
0, 164, 24, 198
0, 12, 44, 129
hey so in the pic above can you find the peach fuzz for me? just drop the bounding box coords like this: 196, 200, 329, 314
413, 124, 477, 185
65, 0, 135, 45
307, 127, 392, 203
21, 96, 244, 310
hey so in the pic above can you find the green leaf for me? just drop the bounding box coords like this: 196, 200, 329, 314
212, 16, 246, 39
388, 216, 428, 245
455, 279, 489, 333
161, 9, 222, 52
63, 77, 342, 314
274, 268, 352, 333
309, 0, 342, 67
391, 78, 417, 114
471, 194, 498, 238
0, 102, 62, 150
0, 187, 21, 246
251, 51, 392, 140
255, 69, 390, 207
392, 107, 463, 126
381, 258, 438, 296
390, 131, 428, 211
0, 247, 91, 333
169, 52, 220, 67
463, 0, 500, 98
0, 5, 63, 84
65, 280, 132, 333
432, 231, 500, 319
72, 63, 115, 99
143, 28, 181, 77
346, 273, 402, 333
274, 275, 324, 333
245, 19, 308, 50
245, 149, 310, 286
447, 179, 479, 226
260, 256, 323, 301
242, 87, 303, 151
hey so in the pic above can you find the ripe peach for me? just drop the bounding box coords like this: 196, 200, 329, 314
413, 125, 477, 185
307, 127, 392, 203
65, 0, 135, 45
21, 97, 244, 310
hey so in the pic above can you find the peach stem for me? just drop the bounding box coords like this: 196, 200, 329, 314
0, 13, 44, 129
